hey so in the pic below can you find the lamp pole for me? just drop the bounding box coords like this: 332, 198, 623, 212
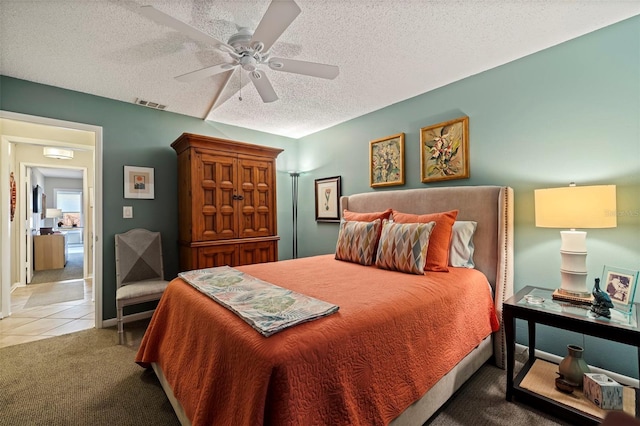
289, 172, 300, 259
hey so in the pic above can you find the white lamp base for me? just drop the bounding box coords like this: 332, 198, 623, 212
558, 230, 591, 298
559, 270, 591, 297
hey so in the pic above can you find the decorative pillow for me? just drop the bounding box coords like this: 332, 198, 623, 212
449, 221, 477, 268
335, 219, 381, 266
342, 208, 392, 222
376, 220, 435, 274
391, 209, 459, 272
343, 208, 392, 259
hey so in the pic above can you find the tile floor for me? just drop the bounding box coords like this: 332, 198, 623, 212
0, 278, 94, 349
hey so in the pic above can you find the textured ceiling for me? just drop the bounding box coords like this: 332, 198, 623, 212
1, 1, 639, 138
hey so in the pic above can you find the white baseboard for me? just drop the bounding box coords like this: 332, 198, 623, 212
101, 310, 155, 328
515, 343, 639, 388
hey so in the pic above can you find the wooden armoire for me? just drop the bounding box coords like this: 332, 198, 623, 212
171, 133, 283, 272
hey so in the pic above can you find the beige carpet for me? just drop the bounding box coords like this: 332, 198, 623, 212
0, 321, 180, 426
23, 280, 85, 308
30, 252, 83, 285
0, 321, 571, 426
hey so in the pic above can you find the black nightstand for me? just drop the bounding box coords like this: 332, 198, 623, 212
504, 286, 639, 425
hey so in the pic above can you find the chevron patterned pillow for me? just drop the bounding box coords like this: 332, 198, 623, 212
335, 219, 382, 266
376, 220, 435, 274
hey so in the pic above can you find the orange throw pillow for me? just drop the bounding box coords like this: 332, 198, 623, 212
343, 208, 392, 222
392, 209, 459, 272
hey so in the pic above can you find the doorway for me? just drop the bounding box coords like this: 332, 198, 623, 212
29, 167, 87, 285
0, 110, 103, 333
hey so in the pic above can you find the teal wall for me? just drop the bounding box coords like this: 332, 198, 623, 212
1, 15, 638, 378
0, 76, 297, 320
297, 16, 640, 378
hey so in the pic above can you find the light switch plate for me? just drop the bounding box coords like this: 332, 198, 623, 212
123, 206, 133, 218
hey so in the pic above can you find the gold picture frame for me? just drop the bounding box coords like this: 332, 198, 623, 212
420, 116, 469, 183
369, 133, 405, 188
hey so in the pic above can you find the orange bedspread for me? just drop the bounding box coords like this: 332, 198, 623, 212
136, 254, 499, 425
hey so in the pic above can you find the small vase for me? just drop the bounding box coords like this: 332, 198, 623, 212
558, 344, 590, 386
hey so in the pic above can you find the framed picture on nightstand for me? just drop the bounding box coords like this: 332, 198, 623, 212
602, 265, 638, 315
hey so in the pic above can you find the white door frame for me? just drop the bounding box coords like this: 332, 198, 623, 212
0, 110, 103, 328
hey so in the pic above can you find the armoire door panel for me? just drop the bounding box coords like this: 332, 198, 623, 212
194, 152, 237, 241
237, 158, 275, 238
198, 245, 238, 268
237, 241, 276, 266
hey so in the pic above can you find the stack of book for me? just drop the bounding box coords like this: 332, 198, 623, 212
551, 289, 594, 305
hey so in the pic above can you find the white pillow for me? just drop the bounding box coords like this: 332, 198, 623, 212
449, 221, 477, 268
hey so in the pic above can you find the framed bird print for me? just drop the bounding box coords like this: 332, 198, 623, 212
601, 265, 638, 316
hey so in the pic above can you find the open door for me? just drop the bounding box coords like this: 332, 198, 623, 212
23, 169, 34, 284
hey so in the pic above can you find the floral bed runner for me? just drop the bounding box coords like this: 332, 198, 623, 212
178, 266, 339, 337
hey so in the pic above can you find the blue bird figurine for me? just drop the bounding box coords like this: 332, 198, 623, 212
591, 278, 614, 318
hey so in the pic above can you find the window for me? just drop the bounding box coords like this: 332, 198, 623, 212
55, 190, 83, 227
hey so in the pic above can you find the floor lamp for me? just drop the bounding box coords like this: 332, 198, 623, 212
289, 172, 300, 259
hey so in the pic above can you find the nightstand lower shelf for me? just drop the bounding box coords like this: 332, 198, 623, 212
513, 359, 637, 425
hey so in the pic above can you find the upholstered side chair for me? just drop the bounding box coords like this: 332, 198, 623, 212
114, 228, 169, 344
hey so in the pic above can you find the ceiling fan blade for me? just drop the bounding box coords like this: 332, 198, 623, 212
268, 58, 339, 79
248, 70, 278, 103
250, 0, 301, 52
175, 63, 237, 82
140, 5, 233, 51
205, 68, 238, 118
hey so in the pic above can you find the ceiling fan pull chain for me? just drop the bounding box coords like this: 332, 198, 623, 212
239, 71, 243, 101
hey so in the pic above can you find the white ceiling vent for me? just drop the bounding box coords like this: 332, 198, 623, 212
135, 98, 167, 110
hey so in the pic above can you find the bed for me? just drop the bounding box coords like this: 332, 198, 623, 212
136, 185, 514, 425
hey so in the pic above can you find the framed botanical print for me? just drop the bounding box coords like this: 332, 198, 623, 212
370, 133, 405, 188
315, 176, 341, 222
124, 166, 155, 199
420, 116, 469, 183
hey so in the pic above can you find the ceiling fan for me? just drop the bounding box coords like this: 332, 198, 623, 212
140, 0, 339, 103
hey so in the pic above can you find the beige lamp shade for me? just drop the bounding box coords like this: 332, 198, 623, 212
534, 185, 617, 229
45, 208, 62, 219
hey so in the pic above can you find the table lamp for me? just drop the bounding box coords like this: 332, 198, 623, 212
534, 183, 616, 303
45, 208, 63, 229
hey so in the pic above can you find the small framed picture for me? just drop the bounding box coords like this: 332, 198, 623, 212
602, 265, 638, 315
370, 133, 405, 188
420, 116, 470, 183
315, 176, 341, 222
124, 166, 155, 199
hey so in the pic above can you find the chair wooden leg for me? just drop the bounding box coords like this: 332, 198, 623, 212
117, 306, 124, 345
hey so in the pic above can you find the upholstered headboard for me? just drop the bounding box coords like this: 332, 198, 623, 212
340, 185, 514, 368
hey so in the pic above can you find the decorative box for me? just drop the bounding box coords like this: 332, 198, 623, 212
583, 373, 623, 410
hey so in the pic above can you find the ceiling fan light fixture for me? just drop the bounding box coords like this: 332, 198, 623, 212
43, 147, 74, 160
239, 54, 258, 71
